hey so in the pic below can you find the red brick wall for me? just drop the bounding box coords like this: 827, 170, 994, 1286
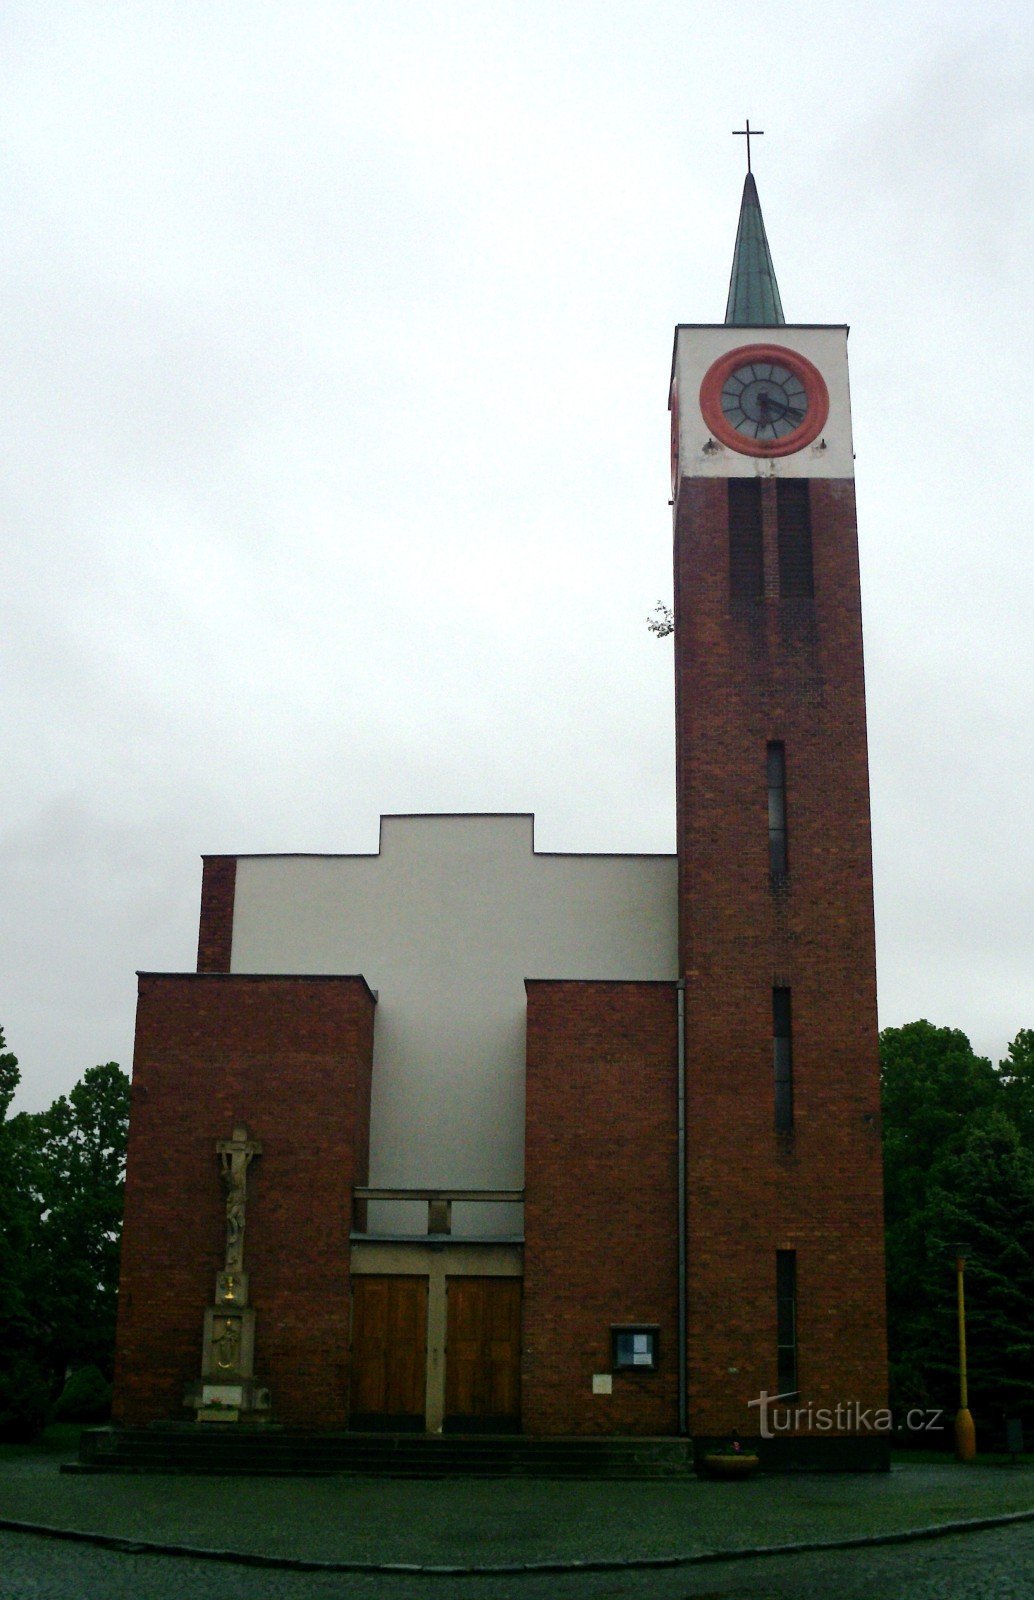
196, 857, 236, 972
523, 980, 679, 1435
674, 475, 887, 1440
112, 973, 375, 1428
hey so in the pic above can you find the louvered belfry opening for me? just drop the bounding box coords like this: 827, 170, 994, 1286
776, 479, 814, 599
728, 478, 763, 600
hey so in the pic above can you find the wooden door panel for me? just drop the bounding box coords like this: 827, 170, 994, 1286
445, 1277, 521, 1425
446, 1279, 482, 1417
350, 1276, 427, 1422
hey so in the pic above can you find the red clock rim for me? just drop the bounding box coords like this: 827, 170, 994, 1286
699, 344, 829, 458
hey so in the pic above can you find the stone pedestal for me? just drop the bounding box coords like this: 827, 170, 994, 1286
184, 1270, 271, 1422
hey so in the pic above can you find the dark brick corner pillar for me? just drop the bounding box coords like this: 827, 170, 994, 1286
197, 857, 237, 972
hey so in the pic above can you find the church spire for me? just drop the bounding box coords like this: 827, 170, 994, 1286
724, 170, 785, 327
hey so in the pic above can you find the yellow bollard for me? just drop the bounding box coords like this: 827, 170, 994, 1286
954, 1251, 976, 1462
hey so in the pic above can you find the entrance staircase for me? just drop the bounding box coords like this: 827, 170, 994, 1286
72, 1427, 693, 1479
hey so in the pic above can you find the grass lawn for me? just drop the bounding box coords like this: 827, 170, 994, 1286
892, 1447, 1034, 1467
0, 1423, 83, 1461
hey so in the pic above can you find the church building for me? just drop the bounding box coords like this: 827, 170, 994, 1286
112, 163, 888, 1466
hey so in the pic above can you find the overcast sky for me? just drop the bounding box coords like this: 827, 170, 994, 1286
2, 1, 1031, 1111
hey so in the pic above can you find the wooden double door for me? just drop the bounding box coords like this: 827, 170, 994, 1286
349, 1274, 521, 1431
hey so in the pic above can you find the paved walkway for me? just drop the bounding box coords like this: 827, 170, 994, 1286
1, 1440, 1033, 1596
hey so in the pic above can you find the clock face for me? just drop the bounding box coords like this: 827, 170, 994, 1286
699, 344, 829, 458
721, 360, 807, 441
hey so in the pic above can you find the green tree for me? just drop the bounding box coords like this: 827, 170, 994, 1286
881, 1020, 998, 1204
29, 1062, 131, 1378
0, 1033, 130, 1437
881, 1021, 1034, 1431
0, 1029, 37, 1364
0, 1028, 54, 1439
999, 1029, 1034, 1146
935, 1114, 1034, 1418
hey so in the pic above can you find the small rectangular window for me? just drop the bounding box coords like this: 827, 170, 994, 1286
773, 987, 794, 1133
777, 480, 814, 599
767, 742, 788, 877
729, 480, 763, 599
611, 1326, 659, 1372
777, 1250, 798, 1397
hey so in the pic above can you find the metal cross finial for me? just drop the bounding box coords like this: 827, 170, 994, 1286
733, 120, 764, 175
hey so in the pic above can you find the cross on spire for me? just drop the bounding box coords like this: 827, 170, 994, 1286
733, 120, 764, 175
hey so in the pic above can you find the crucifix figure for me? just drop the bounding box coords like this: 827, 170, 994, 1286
216, 1124, 263, 1273
733, 119, 764, 174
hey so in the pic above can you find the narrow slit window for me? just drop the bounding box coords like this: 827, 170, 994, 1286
773, 987, 794, 1133
729, 479, 763, 599
776, 1250, 798, 1397
767, 742, 788, 877
776, 480, 814, 599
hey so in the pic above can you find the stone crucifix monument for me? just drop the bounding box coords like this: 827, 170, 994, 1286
219, 1123, 261, 1277
185, 1123, 272, 1423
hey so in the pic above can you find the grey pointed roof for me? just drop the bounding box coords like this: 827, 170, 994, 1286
724, 171, 785, 326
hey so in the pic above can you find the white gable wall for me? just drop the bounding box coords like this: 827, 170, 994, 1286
229, 814, 678, 1235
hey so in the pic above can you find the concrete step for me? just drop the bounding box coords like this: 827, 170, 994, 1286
73, 1428, 694, 1479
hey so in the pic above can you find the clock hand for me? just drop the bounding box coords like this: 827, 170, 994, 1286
757, 392, 805, 426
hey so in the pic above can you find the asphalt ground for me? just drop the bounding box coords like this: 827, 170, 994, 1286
3, 1520, 1034, 1599
1, 1440, 1034, 1597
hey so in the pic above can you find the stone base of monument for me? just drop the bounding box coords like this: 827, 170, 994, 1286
183, 1284, 271, 1422
183, 1378, 272, 1423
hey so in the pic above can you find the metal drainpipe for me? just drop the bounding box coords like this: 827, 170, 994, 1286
677, 978, 687, 1436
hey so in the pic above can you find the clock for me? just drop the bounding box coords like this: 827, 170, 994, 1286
699, 344, 829, 458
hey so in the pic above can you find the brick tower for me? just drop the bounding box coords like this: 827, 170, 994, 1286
669, 164, 887, 1458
